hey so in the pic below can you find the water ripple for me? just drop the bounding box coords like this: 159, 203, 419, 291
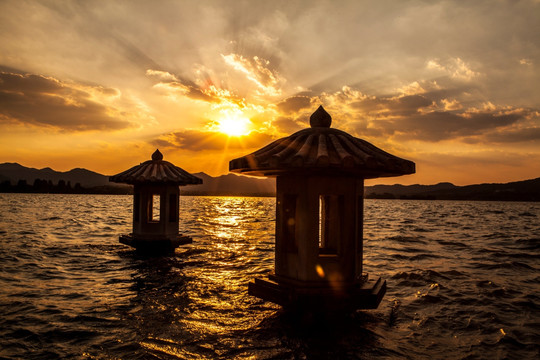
0, 195, 539, 359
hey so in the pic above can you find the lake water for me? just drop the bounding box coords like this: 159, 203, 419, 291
0, 194, 538, 359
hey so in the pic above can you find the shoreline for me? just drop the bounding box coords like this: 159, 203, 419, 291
1, 191, 539, 202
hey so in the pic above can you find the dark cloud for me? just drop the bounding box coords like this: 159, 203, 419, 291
1, 72, 62, 93
151, 129, 275, 151
391, 95, 434, 115
276, 96, 313, 115
272, 116, 305, 134
271, 84, 539, 146
0, 71, 131, 131
151, 138, 176, 148
378, 111, 524, 141
310, 84, 538, 144
421, 85, 476, 103
351, 94, 433, 117
484, 127, 540, 143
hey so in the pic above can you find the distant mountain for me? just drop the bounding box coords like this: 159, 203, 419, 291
365, 178, 540, 201
424, 178, 540, 201
0, 162, 275, 196
0, 162, 112, 187
366, 182, 457, 197
1, 162, 539, 201
183, 172, 275, 196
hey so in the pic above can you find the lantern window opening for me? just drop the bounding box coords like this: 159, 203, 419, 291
149, 194, 161, 222
318, 194, 342, 256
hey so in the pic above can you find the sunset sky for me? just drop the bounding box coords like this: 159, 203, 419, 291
1, 0, 539, 185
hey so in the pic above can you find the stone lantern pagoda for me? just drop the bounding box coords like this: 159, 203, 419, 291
229, 106, 415, 310
110, 149, 202, 254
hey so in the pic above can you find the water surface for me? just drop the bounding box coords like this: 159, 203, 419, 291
0, 194, 538, 359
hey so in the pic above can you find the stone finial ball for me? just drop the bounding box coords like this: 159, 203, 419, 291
152, 149, 163, 161
309, 106, 332, 128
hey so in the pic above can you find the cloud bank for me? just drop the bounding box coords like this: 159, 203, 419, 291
0, 70, 133, 131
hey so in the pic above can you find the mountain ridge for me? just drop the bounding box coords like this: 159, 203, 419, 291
1, 162, 539, 201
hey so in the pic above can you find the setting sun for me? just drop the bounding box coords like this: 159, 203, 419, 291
216, 110, 251, 136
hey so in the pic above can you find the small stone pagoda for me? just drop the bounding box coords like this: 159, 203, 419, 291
229, 106, 415, 310
110, 149, 202, 254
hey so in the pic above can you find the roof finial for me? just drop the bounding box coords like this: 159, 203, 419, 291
152, 149, 163, 161
310, 105, 332, 128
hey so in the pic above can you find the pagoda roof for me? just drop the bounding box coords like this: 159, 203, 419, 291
229, 106, 415, 179
109, 149, 203, 185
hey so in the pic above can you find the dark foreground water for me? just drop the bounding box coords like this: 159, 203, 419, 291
0, 194, 538, 359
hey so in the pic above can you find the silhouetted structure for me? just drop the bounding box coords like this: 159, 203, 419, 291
230, 106, 415, 310
110, 149, 202, 254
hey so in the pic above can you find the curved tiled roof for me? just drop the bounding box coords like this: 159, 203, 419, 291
109, 149, 203, 185
229, 106, 415, 179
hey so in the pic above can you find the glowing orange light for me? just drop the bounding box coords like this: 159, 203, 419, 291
315, 264, 325, 278
216, 108, 251, 136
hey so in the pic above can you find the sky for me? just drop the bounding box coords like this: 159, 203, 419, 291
0, 0, 539, 185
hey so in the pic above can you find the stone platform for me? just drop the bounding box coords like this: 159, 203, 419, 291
248, 273, 386, 311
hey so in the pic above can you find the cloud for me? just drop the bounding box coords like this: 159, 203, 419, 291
273, 84, 537, 145
146, 69, 229, 104
427, 58, 480, 81
387, 110, 523, 141
151, 129, 275, 151
363, 99, 531, 142
271, 116, 305, 134
275, 95, 313, 115
484, 127, 540, 143
222, 53, 282, 96
441, 98, 462, 111
145, 69, 177, 82
0, 70, 132, 131
397, 81, 437, 95
351, 94, 434, 117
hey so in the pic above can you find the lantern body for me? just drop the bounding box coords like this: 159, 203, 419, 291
110, 149, 202, 253
275, 175, 364, 285
229, 106, 415, 310
131, 184, 180, 241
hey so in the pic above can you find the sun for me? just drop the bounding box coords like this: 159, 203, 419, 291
216, 110, 251, 136
218, 117, 250, 136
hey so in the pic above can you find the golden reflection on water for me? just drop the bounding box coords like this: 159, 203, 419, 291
140, 338, 187, 359
198, 197, 257, 240
172, 196, 278, 340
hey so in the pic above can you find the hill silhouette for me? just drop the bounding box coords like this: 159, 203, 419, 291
0, 162, 111, 188
365, 178, 540, 201
0, 162, 539, 201
0, 163, 274, 196
184, 172, 274, 196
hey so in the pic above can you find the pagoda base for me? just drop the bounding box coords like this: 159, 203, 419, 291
248, 273, 386, 311
119, 234, 192, 254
